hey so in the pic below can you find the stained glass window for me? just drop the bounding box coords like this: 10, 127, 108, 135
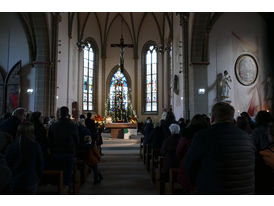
110, 69, 128, 111
145, 45, 158, 112
83, 43, 95, 111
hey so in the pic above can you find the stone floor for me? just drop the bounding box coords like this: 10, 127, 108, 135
79, 137, 157, 195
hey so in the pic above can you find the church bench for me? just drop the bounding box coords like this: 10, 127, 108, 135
139, 137, 144, 159
39, 170, 64, 194
156, 156, 166, 195
150, 148, 160, 183
145, 144, 152, 172
169, 168, 184, 195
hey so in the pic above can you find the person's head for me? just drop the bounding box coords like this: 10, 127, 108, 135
169, 123, 181, 135
255, 111, 273, 127
87, 112, 92, 119
3, 112, 11, 120
80, 114, 86, 119
236, 116, 251, 132
146, 117, 152, 124
190, 114, 210, 129
224, 70, 228, 76
84, 135, 92, 143
154, 122, 160, 128
59, 106, 69, 119
211, 102, 235, 124
12, 107, 26, 122
240, 112, 250, 119
79, 118, 85, 126
30, 111, 42, 123
43, 116, 49, 124
16, 121, 35, 141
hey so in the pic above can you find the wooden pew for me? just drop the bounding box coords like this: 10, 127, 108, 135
145, 144, 152, 172
40, 170, 64, 194
150, 148, 160, 183
169, 168, 181, 195
156, 156, 166, 195
140, 137, 144, 159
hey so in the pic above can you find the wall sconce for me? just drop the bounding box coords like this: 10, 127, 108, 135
27, 88, 33, 94
198, 88, 206, 95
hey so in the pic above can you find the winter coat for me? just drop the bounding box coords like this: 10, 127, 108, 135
185, 122, 256, 194
48, 118, 79, 154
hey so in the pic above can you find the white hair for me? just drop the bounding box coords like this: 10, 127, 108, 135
169, 123, 180, 135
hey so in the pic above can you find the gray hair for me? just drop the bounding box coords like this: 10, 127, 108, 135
169, 123, 180, 135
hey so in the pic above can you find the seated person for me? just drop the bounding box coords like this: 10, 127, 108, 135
160, 123, 181, 181
0, 132, 12, 194
5, 122, 44, 194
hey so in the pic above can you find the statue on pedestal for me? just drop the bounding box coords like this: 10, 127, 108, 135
221, 70, 232, 102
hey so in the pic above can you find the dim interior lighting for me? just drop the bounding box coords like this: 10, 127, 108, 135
181, 96, 184, 101
198, 88, 205, 95
267, 110, 270, 112
56, 96, 59, 99
27, 88, 33, 94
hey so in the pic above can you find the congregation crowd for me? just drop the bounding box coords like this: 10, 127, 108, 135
0, 102, 274, 195
0, 107, 103, 194
142, 102, 274, 194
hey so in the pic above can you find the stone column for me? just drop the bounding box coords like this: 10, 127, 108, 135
181, 13, 190, 120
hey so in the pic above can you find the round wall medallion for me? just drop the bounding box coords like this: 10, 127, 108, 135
235, 54, 258, 86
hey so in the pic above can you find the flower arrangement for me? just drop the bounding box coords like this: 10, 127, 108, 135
93, 114, 104, 129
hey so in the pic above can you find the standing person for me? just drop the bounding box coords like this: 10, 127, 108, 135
143, 117, 154, 153
0, 108, 26, 140
5, 122, 44, 194
176, 114, 210, 194
48, 106, 79, 192
185, 102, 256, 194
30, 112, 49, 163
85, 113, 96, 137
83, 135, 103, 184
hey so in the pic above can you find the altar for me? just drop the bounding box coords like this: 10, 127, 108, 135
105, 123, 138, 139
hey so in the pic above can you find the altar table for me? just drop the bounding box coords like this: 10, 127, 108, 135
105, 123, 138, 139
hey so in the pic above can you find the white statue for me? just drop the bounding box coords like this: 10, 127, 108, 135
221, 70, 232, 100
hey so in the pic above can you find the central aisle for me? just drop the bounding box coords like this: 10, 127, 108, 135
79, 138, 157, 195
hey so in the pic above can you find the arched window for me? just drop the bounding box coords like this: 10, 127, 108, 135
110, 69, 128, 111
83, 41, 97, 111
143, 43, 158, 113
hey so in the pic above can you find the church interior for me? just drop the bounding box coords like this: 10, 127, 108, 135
1, 11, 274, 197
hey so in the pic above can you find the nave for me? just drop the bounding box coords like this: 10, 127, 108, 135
79, 138, 157, 195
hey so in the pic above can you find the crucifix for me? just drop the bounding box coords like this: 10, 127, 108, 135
111, 34, 134, 73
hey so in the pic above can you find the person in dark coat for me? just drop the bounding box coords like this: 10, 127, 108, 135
85, 112, 96, 136
236, 116, 252, 134
143, 117, 154, 153
176, 114, 210, 194
0, 108, 26, 140
252, 115, 274, 194
160, 123, 181, 180
30, 112, 49, 163
251, 110, 273, 151
5, 122, 44, 194
185, 102, 256, 194
0, 132, 12, 194
48, 106, 79, 191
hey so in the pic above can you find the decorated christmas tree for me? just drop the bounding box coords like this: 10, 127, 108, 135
104, 70, 137, 123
